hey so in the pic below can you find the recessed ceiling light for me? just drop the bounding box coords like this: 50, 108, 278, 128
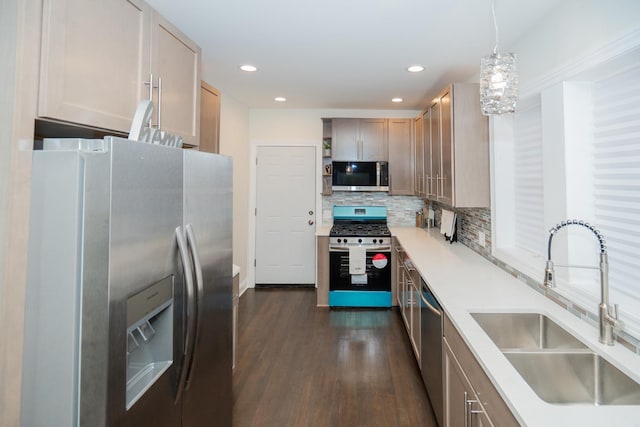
392, 97, 403, 103
274, 97, 287, 102
407, 65, 425, 73
240, 64, 257, 72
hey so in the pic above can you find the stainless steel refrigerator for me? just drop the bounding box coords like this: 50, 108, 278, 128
21, 137, 233, 427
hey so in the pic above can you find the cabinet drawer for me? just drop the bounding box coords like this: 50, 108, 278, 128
444, 315, 519, 426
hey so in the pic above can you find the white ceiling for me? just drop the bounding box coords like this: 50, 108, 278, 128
145, 0, 562, 110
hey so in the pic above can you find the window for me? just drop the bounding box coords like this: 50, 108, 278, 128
592, 63, 640, 301
491, 42, 640, 334
513, 99, 544, 257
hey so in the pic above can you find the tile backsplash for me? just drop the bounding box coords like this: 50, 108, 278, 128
322, 193, 425, 226
427, 200, 640, 355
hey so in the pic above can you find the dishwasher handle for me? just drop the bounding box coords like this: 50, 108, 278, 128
420, 286, 442, 317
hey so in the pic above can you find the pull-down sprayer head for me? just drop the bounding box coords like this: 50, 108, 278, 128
543, 219, 607, 288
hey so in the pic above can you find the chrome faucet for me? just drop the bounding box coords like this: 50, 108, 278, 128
543, 219, 623, 345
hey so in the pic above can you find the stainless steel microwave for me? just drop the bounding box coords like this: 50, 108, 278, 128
331, 161, 389, 192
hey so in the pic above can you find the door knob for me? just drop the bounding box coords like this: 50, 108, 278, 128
308, 220, 314, 225
308, 210, 314, 215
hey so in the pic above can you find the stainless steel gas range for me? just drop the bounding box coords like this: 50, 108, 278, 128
328, 206, 392, 307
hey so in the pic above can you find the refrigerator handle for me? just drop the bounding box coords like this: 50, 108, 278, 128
175, 226, 197, 404
184, 224, 204, 390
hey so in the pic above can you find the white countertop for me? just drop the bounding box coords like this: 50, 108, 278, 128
315, 225, 332, 236
390, 226, 640, 426
233, 264, 240, 278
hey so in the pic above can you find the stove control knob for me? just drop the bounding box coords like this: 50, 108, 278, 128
344, 238, 348, 243
372, 239, 377, 244
358, 238, 363, 244
337, 238, 342, 243
379, 238, 384, 244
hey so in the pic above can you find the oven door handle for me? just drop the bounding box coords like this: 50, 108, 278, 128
329, 245, 392, 252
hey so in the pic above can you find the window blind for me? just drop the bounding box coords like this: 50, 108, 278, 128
514, 98, 545, 257
592, 64, 640, 298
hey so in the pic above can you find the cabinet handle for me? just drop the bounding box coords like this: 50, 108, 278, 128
144, 73, 159, 128
147, 73, 154, 103
157, 76, 163, 130
464, 392, 469, 427
465, 395, 480, 427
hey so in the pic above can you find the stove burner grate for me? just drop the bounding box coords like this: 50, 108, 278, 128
330, 223, 391, 237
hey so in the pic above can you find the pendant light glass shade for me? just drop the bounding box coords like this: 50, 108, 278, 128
480, 52, 518, 115
480, 0, 518, 115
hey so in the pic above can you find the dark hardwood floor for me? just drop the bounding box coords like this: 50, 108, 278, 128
233, 288, 438, 427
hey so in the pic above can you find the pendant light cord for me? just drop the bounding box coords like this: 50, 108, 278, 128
491, 0, 499, 54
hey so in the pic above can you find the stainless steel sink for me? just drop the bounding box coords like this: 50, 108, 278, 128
470, 312, 640, 405
471, 312, 587, 350
504, 351, 640, 405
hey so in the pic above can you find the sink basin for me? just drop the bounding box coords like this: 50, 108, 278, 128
504, 351, 640, 405
471, 312, 640, 406
471, 312, 587, 350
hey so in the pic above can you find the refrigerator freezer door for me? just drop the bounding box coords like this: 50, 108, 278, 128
23, 151, 94, 427
181, 150, 233, 426
106, 138, 183, 427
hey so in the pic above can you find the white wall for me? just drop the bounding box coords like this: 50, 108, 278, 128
246, 108, 420, 288
217, 93, 251, 294
513, 0, 640, 92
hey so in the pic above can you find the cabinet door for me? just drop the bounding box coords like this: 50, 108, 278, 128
151, 12, 201, 147
430, 102, 441, 199
360, 119, 388, 161
422, 109, 433, 197
400, 266, 410, 330
316, 236, 330, 306
331, 118, 359, 160
39, 0, 151, 133
444, 339, 494, 427
388, 119, 414, 195
199, 81, 220, 153
414, 115, 424, 197
439, 90, 454, 205
393, 242, 401, 307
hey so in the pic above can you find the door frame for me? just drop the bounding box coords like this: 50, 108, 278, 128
248, 141, 323, 289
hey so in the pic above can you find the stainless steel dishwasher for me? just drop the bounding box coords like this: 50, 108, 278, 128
420, 277, 443, 427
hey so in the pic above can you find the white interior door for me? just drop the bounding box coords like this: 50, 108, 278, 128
255, 146, 316, 285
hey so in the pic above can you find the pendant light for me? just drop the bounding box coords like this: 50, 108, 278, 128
480, 0, 518, 115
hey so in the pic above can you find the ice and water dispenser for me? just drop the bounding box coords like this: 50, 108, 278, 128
125, 276, 174, 409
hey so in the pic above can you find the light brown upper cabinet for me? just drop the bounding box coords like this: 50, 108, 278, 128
331, 118, 388, 161
199, 81, 221, 154
388, 119, 414, 195
39, 0, 151, 133
38, 0, 201, 146
414, 115, 425, 198
150, 12, 200, 147
428, 83, 489, 208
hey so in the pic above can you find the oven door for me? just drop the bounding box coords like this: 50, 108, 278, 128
329, 249, 391, 291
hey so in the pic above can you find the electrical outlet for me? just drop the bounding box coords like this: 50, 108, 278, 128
479, 231, 486, 248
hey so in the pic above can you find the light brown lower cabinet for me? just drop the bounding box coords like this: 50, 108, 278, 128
443, 314, 520, 427
316, 236, 330, 306
444, 338, 494, 427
